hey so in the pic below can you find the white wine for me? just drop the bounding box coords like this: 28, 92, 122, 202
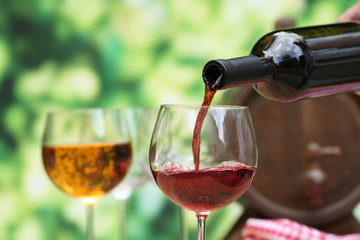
43, 142, 131, 203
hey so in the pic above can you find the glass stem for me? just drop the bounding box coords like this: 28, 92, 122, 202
197, 215, 208, 240
118, 199, 127, 240
86, 204, 95, 240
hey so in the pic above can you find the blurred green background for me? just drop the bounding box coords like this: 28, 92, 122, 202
1, 0, 359, 239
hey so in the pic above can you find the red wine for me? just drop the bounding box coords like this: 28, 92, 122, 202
202, 23, 360, 102
192, 85, 217, 170
152, 164, 255, 212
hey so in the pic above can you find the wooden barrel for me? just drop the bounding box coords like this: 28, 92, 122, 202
224, 86, 360, 236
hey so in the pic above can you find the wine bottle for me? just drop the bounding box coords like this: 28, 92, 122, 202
202, 22, 360, 102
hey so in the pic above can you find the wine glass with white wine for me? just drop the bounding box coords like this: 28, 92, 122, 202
42, 108, 132, 240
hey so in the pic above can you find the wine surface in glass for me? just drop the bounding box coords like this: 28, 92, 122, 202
43, 142, 131, 203
152, 164, 255, 212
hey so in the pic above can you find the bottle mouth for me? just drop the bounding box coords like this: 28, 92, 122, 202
202, 61, 224, 90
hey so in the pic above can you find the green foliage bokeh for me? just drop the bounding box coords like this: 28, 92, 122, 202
0, 0, 358, 239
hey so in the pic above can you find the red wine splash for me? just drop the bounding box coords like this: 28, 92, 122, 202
192, 85, 217, 170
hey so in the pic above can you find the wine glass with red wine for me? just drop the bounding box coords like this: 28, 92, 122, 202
42, 109, 132, 240
149, 104, 258, 240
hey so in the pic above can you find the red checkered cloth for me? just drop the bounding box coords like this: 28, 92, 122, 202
241, 218, 360, 240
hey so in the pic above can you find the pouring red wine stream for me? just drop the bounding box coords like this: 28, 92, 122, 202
192, 85, 217, 170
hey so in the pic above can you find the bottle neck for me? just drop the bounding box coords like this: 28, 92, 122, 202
202, 55, 272, 90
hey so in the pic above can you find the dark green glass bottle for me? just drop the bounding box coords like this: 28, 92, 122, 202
202, 23, 360, 102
